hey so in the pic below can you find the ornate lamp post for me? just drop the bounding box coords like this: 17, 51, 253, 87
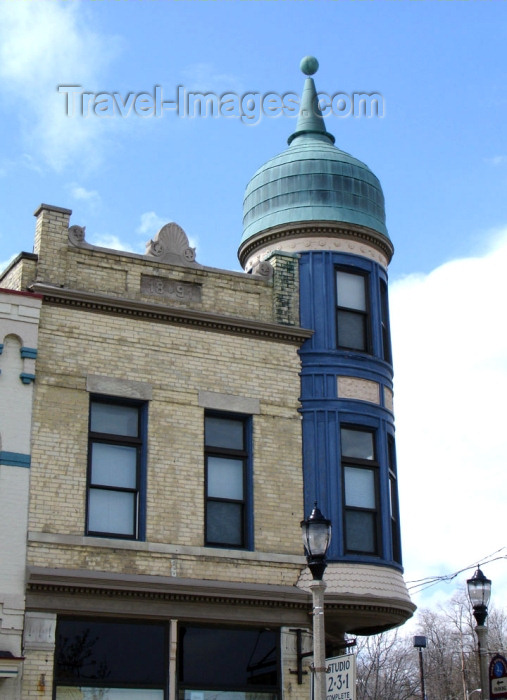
467, 568, 492, 700
301, 503, 332, 700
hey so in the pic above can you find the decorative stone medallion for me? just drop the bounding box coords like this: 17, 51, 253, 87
145, 223, 198, 267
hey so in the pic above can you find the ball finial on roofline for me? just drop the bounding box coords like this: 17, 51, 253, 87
300, 56, 319, 76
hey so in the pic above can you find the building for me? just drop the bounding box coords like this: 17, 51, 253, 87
0, 287, 42, 699
0, 57, 414, 700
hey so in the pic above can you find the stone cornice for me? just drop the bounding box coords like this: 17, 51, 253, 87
27, 566, 309, 609
30, 283, 313, 345
34, 203, 73, 217
25, 566, 415, 630
238, 221, 394, 267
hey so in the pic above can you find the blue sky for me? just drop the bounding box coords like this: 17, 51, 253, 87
1, 1, 507, 614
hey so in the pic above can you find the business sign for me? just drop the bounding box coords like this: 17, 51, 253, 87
490, 654, 507, 698
326, 653, 356, 700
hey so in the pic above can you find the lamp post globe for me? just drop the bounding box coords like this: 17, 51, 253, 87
467, 568, 492, 626
300, 502, 332, 581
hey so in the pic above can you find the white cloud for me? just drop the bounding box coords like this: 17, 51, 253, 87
69, 184, 101, 207
0, 2, 122, 171
390, 230, 507, 608
484, 155, 507, 166
137, 211, 170, 238
88, 233, 137, 254
20, 153, 44, 175
0, 154, 44, 178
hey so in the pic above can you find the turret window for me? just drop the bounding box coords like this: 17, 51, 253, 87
388, 435, 402, 563
341, 426, 380, 555
380, 279, 392, 363
336, 269, 370, 352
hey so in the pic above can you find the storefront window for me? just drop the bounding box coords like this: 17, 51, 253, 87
178, 626, 279, 700
54, 619, 167, 698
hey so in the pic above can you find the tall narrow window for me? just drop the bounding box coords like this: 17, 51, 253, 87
336, 269, 370, 352
388, 435, 402, 563
205, 413, 248, 548
87, 399, 143, 539
380, 279, 392, 363
341, 426, 380, 555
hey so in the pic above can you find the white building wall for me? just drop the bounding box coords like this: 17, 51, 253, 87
0, 289, 41, 698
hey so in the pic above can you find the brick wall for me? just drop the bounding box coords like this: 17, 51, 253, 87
20, 205, 311, 700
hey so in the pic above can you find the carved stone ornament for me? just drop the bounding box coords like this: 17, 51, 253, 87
68, 224, 89, 247
145, 223, 198, 267
250, 260, 273, 280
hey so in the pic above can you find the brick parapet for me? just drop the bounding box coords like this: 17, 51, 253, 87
28, 205, 296, 328
33, 205, 72, 287
267, 251, 300, 326
0, 254, 38, 292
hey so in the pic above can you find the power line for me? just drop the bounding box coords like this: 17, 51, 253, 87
406, 548, 506, 595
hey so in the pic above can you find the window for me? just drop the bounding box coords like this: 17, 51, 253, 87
388, 435, 402, 563
178, 625, 279, 700
336, 269, 370, 352
341, 427, 379, 555
86, 399, 144, 539
380, 279, 392, 363
54, 618, 167, 699
205, 413, 248, 548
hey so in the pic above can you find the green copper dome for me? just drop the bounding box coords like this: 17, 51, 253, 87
241, 58, 388, 245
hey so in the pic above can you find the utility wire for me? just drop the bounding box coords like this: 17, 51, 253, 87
405, 547, 506, 595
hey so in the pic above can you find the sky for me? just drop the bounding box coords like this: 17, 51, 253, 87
1, 0, 506, 619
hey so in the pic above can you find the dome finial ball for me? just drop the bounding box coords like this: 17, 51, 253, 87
300, 56, 319, 76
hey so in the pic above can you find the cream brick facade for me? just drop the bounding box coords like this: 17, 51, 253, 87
1, 205, 319, 700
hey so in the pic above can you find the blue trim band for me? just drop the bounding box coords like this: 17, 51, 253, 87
0, 343, 3, 355
20, 373, 36, 384
20, 346, 37, 359
0, 451, 31, 468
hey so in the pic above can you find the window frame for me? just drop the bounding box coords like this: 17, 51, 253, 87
54, 616, 168, 697
335, 266, 371, 353
387, 434, 402, 564
204, 411, 250, 550
380, 278, 392, 363
340, 425, 381, 556
178, 623, 280, 699
86, 397, 146, 541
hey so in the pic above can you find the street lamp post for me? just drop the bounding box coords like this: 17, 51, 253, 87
413, 636, 427, 700
301, 503, 332, 700
467, 568, 492, 700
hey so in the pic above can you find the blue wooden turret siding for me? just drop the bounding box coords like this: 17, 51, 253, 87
298, 249, 402, 567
